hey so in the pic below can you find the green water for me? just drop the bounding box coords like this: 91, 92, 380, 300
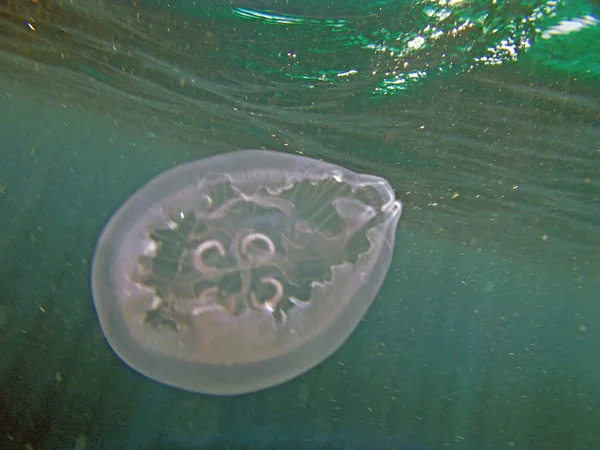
0, 0, 599, 448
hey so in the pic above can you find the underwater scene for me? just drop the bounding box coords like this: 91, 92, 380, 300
0, 0, 599, 448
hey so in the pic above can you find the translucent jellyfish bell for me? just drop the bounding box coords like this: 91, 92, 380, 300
91, 150, 402, 395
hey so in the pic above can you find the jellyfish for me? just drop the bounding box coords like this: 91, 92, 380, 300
91, 149, 402, 395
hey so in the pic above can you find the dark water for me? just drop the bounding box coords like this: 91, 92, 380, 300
0, 0, 599, 448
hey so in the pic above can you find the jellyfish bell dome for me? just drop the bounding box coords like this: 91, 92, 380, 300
91, 149, 402, 395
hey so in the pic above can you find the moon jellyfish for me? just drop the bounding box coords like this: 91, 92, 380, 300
91, 149, 402, 395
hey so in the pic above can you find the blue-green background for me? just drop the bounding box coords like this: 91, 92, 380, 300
0, 0, 599, 448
